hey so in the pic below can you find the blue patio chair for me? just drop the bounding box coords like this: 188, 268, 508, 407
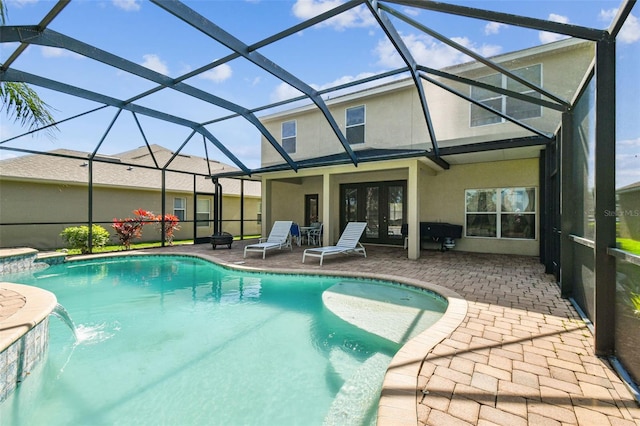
290, 223, 302, 247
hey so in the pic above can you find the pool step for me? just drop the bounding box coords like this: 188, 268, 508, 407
322, 281, 447, 345
323, 352, 392, 426
328, 347, 363, 383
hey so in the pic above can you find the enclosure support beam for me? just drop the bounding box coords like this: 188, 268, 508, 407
593, 36, 617, 356
560, 111, 574, 298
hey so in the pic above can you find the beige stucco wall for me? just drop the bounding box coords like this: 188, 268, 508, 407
618, 189, 640, 240
259, 40, 594, 167
429, 41, 594, 146
0, 179, 260, 250
263, 157, 539, 256
221, 195, 262, 237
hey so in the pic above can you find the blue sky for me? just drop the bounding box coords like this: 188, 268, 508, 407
1, 0, 638, 187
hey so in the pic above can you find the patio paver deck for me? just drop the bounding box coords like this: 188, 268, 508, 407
1, 241, 639, 425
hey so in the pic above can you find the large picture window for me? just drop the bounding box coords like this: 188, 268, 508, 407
470, 64, 542, 127
281, 120, 296, 153
346, 105, 365, 145
465, 187, 536, 239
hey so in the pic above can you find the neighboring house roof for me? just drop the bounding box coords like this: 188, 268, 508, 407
617, 180, 640, 194
0, 145, 261, 197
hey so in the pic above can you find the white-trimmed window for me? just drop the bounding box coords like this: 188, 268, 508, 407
470, 64, 542, 127
465, 187, 536, 239
196, 198, 211, 228
173, 197, 186, 221
282, 120, 296, 154
346, 105, 365, 145
257, 202, 262, 224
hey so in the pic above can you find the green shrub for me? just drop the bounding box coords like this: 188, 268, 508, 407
60, 225, 111, 254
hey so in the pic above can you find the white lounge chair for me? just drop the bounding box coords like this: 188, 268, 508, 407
244, 220, 293, 259
302, 222, 367, 266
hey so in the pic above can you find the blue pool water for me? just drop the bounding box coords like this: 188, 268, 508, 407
1, 255, 447, 426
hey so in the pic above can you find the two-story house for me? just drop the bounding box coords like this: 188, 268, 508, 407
256, 38, 594, 259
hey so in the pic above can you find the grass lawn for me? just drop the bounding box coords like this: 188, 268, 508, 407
618, 238, 640, 256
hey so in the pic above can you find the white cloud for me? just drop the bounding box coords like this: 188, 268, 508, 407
485, 22, 506, 35
141, 54, 169, 75
402, 7, 420, 18
270, 82, 304, 103
7, 0, 38, 7
40, 46, 83, 59
375, 33, 502, 70
452, 36, 502, 58
292, 0, 375, 30
113, 0, 141, 12
199, 64, 233, 83
600, 9, 640, 44
539, 13, 570, 44
617, 137, 640, 148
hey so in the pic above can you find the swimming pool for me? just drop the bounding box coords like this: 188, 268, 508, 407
1, 255, 447, 425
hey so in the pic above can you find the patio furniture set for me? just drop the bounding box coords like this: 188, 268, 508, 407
241, 221, 367, 265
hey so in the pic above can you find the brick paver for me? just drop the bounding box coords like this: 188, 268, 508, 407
6, 242, 638, 425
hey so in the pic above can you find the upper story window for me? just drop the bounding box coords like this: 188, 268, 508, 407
470, 64, 542, 127
346, 105, 365, 145
282, 120, 296, 154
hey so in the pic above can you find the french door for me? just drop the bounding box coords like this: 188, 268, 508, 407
340, 180, 406, 245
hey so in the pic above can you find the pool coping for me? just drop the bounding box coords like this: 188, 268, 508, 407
0, 282, 57, 353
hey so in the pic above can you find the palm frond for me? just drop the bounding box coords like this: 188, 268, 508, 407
0, 81, 58, 134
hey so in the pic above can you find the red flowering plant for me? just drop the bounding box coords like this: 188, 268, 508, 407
156, 213, 181, 245
112, 209, 155, 250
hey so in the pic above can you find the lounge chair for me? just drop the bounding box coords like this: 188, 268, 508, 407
302, 222, 367, 266
244, 220, 293, 259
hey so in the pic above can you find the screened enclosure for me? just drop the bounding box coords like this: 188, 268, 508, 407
1, 0, 638, 392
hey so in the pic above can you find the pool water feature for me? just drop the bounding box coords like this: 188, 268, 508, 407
50, 303, 78, 341
0, 255, 447, 425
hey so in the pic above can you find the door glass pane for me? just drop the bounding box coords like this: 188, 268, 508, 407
306, 195, 318, 225
365, 187, 379, 238
197, 198, 210, 227
343, 188, 358, 223
387, 185, 403, 239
